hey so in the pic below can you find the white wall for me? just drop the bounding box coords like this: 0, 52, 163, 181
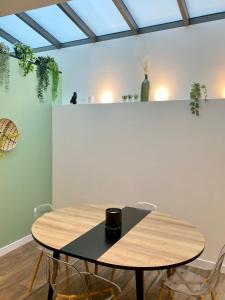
53, 100, 225, 265
44, 19, 225, 103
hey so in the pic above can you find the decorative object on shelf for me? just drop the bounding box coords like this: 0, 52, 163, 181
0, 118, 19, 159
189, 83, 207, 116
70, 92, 77, 104
14, 43, 35, 77
141, 59, 150, 101
48, 57, 60, 101
134, 94, 139, 101
105, 208, 122, 241
122, 94, 139, 102
122, 95, 128, 102
88, 96, 94, 104
0, 42, 10, 91
128, 94, 133, 102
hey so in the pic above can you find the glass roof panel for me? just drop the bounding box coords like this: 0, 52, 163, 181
68, 0, 129, 35
27, 5, 86, 43
0, 37, 13, 51
186, 0, 225, 18
122, 0, 182, 28
0, 15, 50, 48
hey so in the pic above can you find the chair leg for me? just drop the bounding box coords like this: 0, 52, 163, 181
110, 268, 116, 281
28, 250, 44, 293
211, 291, 216, 300
94, 263, 98, 275
168, 290, 174, 300
84, 261, 90, 273
158, 284, 164, 300
199, 296, 205, 300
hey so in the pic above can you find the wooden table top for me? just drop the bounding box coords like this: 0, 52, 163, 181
32, 204, 205, 270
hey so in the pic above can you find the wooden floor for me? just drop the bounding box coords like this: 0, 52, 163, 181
0, 241, 224, 300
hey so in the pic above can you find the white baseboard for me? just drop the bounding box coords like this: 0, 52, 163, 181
190, 258, 225, 273
0, 234, 33, 257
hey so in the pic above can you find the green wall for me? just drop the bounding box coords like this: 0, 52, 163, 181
0, 56, 61, 248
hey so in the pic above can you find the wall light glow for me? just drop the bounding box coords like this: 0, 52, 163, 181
222, 87, 225, 98
100, 91, 113, 103
154, 86, 169, 101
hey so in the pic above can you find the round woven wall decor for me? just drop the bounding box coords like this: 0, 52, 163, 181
0, 118, 19, 151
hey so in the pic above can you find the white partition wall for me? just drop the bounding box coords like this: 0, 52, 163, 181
53, 100, 225, 265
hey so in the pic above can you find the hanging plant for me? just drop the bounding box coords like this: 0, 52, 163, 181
36, 56, 60, 102
14, 43, 36, 76
0, 42, 10, 90
189, 83, 207, 116
36, 56, 51, 102
48, 57, 60, 101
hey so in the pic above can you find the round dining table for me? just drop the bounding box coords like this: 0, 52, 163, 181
32, 204, 205, 300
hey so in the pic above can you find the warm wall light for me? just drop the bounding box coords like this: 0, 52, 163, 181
222, 87, 225, 98
154, 86, 169, 101
100, 91, 113, 103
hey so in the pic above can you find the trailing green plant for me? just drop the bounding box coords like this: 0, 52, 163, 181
189, 83, 207, 116
48, 57, 60, 101
0, 42, 10, 90
36, 56, 60, 102
14, 43, 36, 76
36, 56, 51, 102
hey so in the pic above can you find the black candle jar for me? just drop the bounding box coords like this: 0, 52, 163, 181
105, 208, 122, 241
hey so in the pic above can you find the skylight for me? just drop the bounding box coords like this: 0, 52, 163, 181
68, 0, 130, 35
0, 1, 225, 52
186, 0, 225, 18
27, 5, 86, 43
0, 15, 50, 48
122, 0, 182, 28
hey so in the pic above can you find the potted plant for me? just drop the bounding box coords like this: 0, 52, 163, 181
128, 94, 133, 102
189, 83, 207, 116
14, 43, 36, 76
122, 95, 128, 102
134, 94, 139, 102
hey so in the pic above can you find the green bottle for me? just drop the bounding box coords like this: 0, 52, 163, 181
141, 74, 150, 102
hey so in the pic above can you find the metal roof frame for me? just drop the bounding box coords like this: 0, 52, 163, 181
0, 2, 224, 53
33, 11, 225, 53
16, 12, 62, 48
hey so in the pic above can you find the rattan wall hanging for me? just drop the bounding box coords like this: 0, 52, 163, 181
0, 118, 19, 158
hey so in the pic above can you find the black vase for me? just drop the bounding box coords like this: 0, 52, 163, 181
105, 208, 122, 241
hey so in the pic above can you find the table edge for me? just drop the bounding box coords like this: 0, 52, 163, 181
32, 233, 205, 271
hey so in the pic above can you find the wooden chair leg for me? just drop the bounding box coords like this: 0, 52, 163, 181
168, 290, 174, 300
110, 268, 116, 281
94, 263, 98, 275
28, 250, 44, 293
211, 291, 216, 300
84, 261, 89, 273
199, 296, 205, 300
158, 284, 164, 300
